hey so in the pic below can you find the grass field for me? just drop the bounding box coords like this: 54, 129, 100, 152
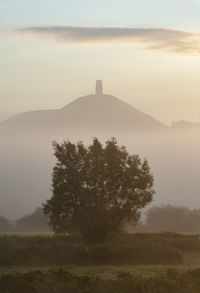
1, 252, 200, 279
1, 232, 200, 280
65, 252, 200, 278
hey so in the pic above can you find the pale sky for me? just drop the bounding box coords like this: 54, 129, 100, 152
1, 0, 200, 124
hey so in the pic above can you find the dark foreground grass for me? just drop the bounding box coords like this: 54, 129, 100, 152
1, 267, 200, 293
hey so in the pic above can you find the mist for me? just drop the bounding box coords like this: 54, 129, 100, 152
0, 117, 200, 220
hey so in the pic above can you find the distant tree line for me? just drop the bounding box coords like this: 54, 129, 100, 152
0, 216, 10, 231
129, 205, 200, 233
145, 205, 200, 233
16, 207, 49, 231
0, 207, 49, 232
1, 204, 200, 233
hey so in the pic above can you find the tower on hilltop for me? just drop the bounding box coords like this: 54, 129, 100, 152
95, 80, 103, 95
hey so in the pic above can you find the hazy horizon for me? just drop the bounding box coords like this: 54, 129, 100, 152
2, 1, 200, 125
1, 81, 200, 127
0, 88, 200, 220
1, 1, 200, 220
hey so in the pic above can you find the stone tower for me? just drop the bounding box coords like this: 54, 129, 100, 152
95, 80, 103, 95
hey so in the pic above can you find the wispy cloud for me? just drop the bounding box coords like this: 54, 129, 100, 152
15, 26, 200, 55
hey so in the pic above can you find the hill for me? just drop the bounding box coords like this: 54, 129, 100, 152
0, 82, 166, 134
0, 81, 199, 219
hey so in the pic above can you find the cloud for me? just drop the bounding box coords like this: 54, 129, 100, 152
15, 26, 200, 55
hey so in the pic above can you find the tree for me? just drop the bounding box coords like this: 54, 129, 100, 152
43, 138, 154, 242
0, 216, 10, 231
145, 205, 200, 233
16, 207, 49, 231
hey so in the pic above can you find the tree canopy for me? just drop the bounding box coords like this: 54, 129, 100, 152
44, 138, 154, 242
145, 205, 200, 233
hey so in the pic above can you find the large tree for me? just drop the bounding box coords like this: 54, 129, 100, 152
44, 138, 154, 242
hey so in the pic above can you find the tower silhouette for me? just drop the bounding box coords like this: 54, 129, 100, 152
95, 80, 103, 95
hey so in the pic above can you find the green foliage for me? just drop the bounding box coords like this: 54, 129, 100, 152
43, 138, 154, 242
0, 233, 186, 266
2, 268, 200, 293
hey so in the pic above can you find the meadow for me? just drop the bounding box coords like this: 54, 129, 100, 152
0, 232, 185, 267
0, 232, 200, 273
1, 232, 200, 292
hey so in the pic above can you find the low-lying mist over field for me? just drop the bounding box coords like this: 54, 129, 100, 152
0, 87, 200, 219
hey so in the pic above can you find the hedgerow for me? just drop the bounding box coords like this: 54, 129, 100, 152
0, 233, 184, 266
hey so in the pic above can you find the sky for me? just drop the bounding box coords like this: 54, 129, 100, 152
1, 0, 200, 124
